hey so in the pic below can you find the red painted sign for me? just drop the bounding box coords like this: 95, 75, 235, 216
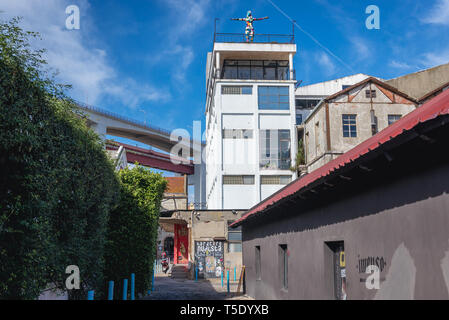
174, 224, 189, 264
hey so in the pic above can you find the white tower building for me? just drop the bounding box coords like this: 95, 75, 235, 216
204, 33, 298, 209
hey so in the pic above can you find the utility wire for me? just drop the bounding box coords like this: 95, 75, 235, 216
265, 0, 355, 73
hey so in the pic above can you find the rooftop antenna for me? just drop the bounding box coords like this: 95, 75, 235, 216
231, 10, 269, 42
214, 18, 219, 42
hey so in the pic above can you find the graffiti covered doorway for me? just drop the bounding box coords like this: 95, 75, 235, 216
194, 241, 224, 278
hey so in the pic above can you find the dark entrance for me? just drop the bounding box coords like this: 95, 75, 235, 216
326, 241, 347, 300
164, 236, 174, 260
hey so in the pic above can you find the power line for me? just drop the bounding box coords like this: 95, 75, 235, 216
265, 0, 355, 73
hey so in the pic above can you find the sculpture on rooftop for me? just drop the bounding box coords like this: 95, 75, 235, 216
231, 11, 269, 42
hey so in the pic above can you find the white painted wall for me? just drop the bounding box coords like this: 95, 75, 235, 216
205, 43, 298, 210
296, 74, 373, 98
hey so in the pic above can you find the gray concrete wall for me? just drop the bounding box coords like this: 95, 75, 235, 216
242, 163, 449, 300
386, 62, 449, 100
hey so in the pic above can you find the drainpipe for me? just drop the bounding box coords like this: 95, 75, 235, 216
370, 83, 378, 136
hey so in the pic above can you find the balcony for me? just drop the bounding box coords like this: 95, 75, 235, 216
214, 33, 295, 44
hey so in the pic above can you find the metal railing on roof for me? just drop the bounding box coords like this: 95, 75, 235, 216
214, 33, 295, 44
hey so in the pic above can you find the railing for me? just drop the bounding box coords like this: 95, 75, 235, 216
214, 33, 295, 44
74, 100, 173, 137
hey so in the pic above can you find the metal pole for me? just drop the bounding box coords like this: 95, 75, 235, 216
122, 279, 128, 300
87, 290, 94, 300
227, 270, 230, 293
234, 267, 236, 281
195, 266, 198, 282
130, 273, 135, 300
221, 269, 224, 288
108, 281, 114, 300
292, 20, 296, 43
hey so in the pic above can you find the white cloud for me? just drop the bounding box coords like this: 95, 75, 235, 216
165, 0, 210, 39
0, 0, 170, 108
389, 60, 414, 70
316, 52, 336, 75
420, 49, 449, 68
350, 37, 371, 60
421, 0, 449, 26
153, 0, 210, 84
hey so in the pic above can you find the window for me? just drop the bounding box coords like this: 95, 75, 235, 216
223, 129, 253, 139
227, 222, 242, 253
295, 99, 321, 109
279, 244, 288, 290
261, 175, 292, 185
255, 246, 261, 280
365, 90, 377, 98
258, 86, 290, 110
342, 115, 357, 138
259, 130, 291, 170
222, 85, 252, 95
388, 114, 401, 125
296, 113, 303, 125
221, 60, 291, 80
223, 175, 255, 185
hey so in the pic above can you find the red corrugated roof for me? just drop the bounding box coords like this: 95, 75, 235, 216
233, 88, 449, 227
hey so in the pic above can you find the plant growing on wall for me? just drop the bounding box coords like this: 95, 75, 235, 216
0, 18, 120, 299
103, 165, 167, 299
290, 138, 305, 174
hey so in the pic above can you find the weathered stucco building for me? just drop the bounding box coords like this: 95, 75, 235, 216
233, 89, 449, 300
303, 77, 417, 172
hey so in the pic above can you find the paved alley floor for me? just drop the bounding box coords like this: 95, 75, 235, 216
142, 274, 253, 300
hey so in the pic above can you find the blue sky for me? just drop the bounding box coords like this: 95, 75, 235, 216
1, 0, 449, 145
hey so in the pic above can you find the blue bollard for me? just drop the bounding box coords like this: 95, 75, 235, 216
234, 267, 236, 281
123, 279, 128, 300
152, 269, 155, 291
108, 281, 114, 300
227, 270, 230, 293
221, 270, 224, 287
87, 290, 94, 300
130, 273, 135, 300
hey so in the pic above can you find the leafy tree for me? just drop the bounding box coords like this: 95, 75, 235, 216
103, 165, 167, 299
0, 17, 119, 299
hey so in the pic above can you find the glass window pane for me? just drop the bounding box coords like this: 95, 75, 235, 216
278, 67, 289, 80
228, 232, 242, 241
238, 66, 251, 79
253, 66, 264, 79
229, 243, 242, 253
223, 66, 237, 79
242, 86, 252, 94
264, 68, 276, 80
264, 60, 277, 67
279, 87, 289, 95
258, 86, 268, 95
238, 60, 250, 66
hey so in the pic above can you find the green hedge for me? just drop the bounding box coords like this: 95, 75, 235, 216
103, 166, 167, 299
0, 18, 120, 299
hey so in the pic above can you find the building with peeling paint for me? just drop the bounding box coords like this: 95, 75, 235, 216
303, 77, 418, 172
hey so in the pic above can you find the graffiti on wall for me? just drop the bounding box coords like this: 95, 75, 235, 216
357, 255, 387, 289
195, 241, 224, 278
